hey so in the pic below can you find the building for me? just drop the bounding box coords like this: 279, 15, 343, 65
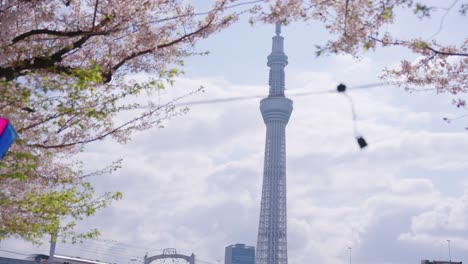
224, 244, 255, 264
255, 22, 292, 264
421, 261, 462, 264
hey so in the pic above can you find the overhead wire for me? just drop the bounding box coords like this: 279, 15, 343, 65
172, 82, 391, 107
52, 238, 151, 263
56, 243, 139, 260
56, 237, 145, 256
0, 249, 30, 256
444, 113, 468, 122
195, 258, 217, 264
134, 81, 392, 149
55, 236, 206, 264
173, 81, 392, 149
78, 236, 165, 253
149, 0, 263, 25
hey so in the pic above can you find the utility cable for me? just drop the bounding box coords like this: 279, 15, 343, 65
195, 258, 218, 264
174, 82, 390, 107
56, 236, 153, 258
0, 249, 30, 256
134, 81, 392, 149
443, 113, 468, 123
55, 242, 140, 261
86, 237, 164, 253
149, 0, 263, 25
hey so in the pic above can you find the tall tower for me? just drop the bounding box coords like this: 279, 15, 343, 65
256, 22, 292, 264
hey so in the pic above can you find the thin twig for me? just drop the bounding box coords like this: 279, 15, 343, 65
428, 0, 458, 40
92, 0, 99, 29
344, 0, 350, 35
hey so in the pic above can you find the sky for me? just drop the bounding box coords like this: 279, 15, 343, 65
1, 1, 468, 264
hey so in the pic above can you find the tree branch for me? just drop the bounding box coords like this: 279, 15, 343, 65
11, 29, 110, 44
103, 18, 216, 82
344, 0, 350, 35
1, 18, 112, 81
425, 45, 468, 57
92, 0, 99, 29
369, 36, 468, 57
28, 87, 201, 149
29, 101, 174, 149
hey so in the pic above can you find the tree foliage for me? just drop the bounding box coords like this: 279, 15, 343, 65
0, 0, 236, 242
252, 0, 467, 98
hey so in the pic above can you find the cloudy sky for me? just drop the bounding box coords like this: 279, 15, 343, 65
1, 1, 468, 264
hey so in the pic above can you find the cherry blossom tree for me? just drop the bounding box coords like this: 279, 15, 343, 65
0, 0, 238, 242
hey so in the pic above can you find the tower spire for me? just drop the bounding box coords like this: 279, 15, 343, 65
275, 21, 281, 36
267, 21, 288, 97
256, 23, 293, 264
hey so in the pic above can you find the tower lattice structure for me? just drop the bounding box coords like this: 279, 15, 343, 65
256, 22, 292, 264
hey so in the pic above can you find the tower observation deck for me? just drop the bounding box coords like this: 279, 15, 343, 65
256, 22, 293, 264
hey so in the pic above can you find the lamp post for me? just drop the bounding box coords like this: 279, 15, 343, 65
447, 239, 452, 262
348, 247, 352, 264
49, 231, 58, 264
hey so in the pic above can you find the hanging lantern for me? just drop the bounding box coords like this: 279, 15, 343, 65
356, 136, 368, 149
337, 83, 346, 92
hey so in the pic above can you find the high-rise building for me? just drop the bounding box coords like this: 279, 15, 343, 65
224, 244, 255, 264
255, 22, 292, 264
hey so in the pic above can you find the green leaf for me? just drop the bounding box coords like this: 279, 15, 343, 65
382, 7, 393, 21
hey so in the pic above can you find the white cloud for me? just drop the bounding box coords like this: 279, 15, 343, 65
2, 72, 468, 264
400, 190, 468, 250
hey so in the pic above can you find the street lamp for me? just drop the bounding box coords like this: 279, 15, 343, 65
348, 247, 352, 264
447, 239, 452, 262
49, 230, 58, 264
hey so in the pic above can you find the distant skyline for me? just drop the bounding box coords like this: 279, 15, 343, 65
1, 1, 468, 264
